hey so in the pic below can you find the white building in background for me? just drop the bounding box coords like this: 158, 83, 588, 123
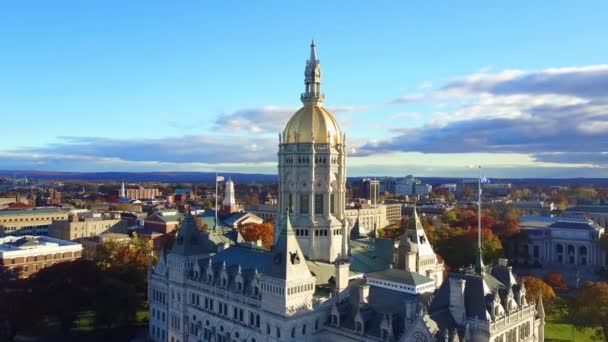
148, 41, 545, 342
223, 179, 236, 206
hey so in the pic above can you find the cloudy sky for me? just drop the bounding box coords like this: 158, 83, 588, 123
1, 1, 607, 178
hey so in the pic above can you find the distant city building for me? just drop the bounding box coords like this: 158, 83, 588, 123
0, 208, 68, 236
0, 235, 82, 278
562, 205, 608, 227
380, 175, 432, 196
126, 186, 161, 200
511, 200, 556, 216
358, 178, 380, 205
48, 212, 127, 240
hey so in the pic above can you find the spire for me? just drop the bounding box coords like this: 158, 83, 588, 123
399, 205, 435, 257
310, 38, 317, 64
265, 208, 312, 281
536, 294, 545, 319
350, 209, 361, 240
171, 212, 206, 256
301, 40, 324, 105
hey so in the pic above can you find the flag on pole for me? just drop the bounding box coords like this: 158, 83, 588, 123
481, 176, 491, 184
216, 175, 225, 182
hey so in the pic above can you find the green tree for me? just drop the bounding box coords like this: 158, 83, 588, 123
569, 282, 608, 341
94, 277, 137, 328
435, 228, 503, 269
441, 210, 457, 225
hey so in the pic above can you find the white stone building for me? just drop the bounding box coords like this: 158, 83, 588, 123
148, 41, 545, 342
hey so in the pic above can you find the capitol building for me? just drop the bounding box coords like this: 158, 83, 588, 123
148, 42, 545, 342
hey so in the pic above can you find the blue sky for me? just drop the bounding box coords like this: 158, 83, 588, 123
1, 1, 607, 178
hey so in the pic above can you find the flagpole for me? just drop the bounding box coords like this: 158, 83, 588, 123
215, 172, 218, 230
478, 166, 482, 252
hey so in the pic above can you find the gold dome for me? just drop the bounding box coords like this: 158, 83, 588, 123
283, 104, 342, 144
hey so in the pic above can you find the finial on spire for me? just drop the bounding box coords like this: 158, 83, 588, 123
310, 38, 317, 62
301, 40, 324, 105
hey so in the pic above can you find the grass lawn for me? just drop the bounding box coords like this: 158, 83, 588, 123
545, 310, 600, 342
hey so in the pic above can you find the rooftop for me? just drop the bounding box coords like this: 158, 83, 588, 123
0, 208, 66, 216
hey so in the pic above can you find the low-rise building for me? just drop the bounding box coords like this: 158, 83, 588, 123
0, 208, 68, 236
144, 210, 182, 234
345, 205, 388, 237
242, 203, 278, 222
0, 235, 82, 278
385, 203, 402, 224
511, 200, 556, 216
518, 215, 605, 286
48, 213, 127, 240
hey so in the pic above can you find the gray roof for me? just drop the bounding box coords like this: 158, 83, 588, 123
367, 268, 434, 287
170, 212, 210, 256
430, 270, 506, 321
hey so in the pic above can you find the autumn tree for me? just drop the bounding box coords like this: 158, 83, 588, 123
544, 272, 568, 292
435, 228, 503, 269
441, 210, 457, 225
462, 187, 475, 200
569, 281, 608, 341
521, 276, 556, 310
240, 222, 274, 248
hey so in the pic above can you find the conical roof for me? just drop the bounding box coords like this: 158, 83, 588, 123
171, 212, 207, 256
265, 210, 312, 281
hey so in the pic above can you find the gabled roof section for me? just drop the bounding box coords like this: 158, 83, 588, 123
400, 206, 435, 257
350, 210, 362, 240
265, 211, 312, 281
170, 212, 207, 256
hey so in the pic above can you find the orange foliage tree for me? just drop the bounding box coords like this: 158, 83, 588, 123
240, 222, 274, 249
521, 276, 556, 309
544, 272, 568, 291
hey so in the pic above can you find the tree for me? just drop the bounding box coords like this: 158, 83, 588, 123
245, 193, 260, 205
240, 222, 274, 249
94, 277, 137, 328
462, 187, 475, 200
569, 282, 608, 341
435, 228, 503, 269
521, 276, 556, 309
441, 210, 457, 225
29, 260, 102, 335
544, 272, 568, 292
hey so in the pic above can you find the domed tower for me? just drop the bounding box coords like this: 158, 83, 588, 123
276, 40, 348, 263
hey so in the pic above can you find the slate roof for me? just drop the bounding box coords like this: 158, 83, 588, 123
171, 213, 211, 256
349, 238, 394, 274
429, 270, 506, 321
548, 220, 601, 230
366, 268, 434, 287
